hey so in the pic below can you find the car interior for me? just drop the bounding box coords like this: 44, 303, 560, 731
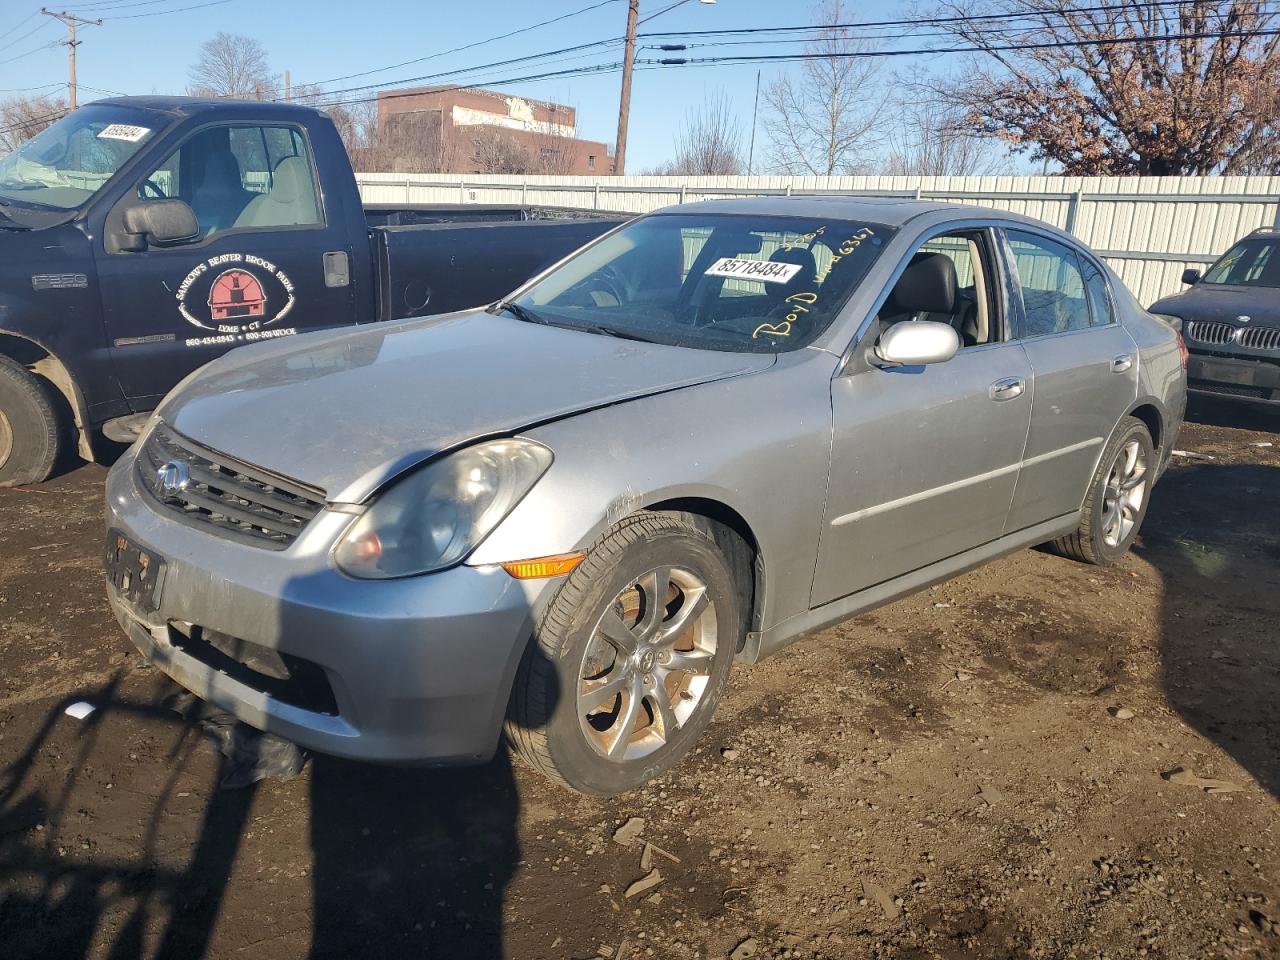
141, 125, 321, 238
877, 232, 997, 347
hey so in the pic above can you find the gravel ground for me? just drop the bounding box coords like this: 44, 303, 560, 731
0, 399, 1277, 960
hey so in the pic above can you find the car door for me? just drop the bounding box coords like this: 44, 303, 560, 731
95, 122, 356, 410
1001, 228, 1139, 532
811, 227, 1034, 607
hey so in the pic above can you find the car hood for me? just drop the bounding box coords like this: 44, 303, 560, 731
160, 310, 775, 503
1150, 284, 1280, 324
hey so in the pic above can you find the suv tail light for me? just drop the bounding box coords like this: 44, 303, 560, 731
1176, 330, 1189, 370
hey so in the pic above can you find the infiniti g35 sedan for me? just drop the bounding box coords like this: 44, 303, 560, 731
105, 198, 1188, 796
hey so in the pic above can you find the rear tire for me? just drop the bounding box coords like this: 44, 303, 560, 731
505, 512, 741, 796
1050, 416, 1154, 566
0, 356, 62, 488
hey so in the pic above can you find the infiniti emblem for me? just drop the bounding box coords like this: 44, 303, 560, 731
1237, 315, 1252, 323
156, 460, 191, 496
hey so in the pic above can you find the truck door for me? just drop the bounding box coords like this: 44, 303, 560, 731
95, 122, 356, 411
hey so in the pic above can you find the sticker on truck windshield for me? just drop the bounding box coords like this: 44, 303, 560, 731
704, 256, 803, 284
97, 124, 150, 143
176, 253, 297, 339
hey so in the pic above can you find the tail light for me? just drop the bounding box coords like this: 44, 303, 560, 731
1176, 331, 1189, 371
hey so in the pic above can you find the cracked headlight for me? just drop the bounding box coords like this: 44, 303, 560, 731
334, 438, 552, 579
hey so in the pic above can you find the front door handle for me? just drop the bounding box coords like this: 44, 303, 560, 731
989, 377, 1025, 401
1111, 354, 1133, 373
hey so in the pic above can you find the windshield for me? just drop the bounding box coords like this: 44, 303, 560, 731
0, 104, 163, 217
510, 213, 895, 353
1202, 237, 1280, 288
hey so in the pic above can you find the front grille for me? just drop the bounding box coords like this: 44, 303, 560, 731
138, 425, 324, 549
1239, 325, 1280, 352
1185, 320, 1235, 346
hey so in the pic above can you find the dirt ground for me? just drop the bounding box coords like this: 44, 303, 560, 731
0, 398, 1277, 960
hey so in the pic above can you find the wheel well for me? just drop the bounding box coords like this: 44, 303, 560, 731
646, 497, 763, 646
0, 333, 92, 460
1129, 403, 1163, 453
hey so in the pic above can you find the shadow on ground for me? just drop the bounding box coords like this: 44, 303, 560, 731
0, 666, 544, 959
1139, 451, 1280, 801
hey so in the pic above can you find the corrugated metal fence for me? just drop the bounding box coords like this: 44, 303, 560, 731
355, 172, 1280, 307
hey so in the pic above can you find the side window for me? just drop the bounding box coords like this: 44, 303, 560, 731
1006, 230, 1090, 337
135, 124, 322, 240
882, 231, 1000, 347
1081, 257, 1114, 327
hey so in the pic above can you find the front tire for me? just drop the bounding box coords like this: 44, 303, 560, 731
506, 512, 741, 796
0, 356, 63, 488
1050, 416, 1154, 565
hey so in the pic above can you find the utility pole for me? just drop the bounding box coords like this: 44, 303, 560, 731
747, 69, 760, 176
284, 70, 292, 103
41, 9, 101, 110
613, 0, 639, 176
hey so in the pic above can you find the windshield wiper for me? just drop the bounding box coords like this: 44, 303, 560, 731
493, 300, 544, 325
493, 300, 656, 343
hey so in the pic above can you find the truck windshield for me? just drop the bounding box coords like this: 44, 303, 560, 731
509, 213, 895, 353
0, 105, 163, 219
1202, 237, 1280, 288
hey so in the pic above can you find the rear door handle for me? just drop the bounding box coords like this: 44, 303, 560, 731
1111, 354, 1133, 373
989, 377, 1025, 401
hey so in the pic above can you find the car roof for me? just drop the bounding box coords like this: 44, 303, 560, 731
657, 195, 1054, 231
88, 95, 321, 120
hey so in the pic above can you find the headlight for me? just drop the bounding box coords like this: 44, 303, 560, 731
334, 438, 552, 579
1151, 313, 1183, 330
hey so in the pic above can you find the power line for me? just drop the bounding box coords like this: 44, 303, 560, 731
0, 39, 60, 67
296, 0, 622, 89
0, 9, 42, 42
653, 26, 1280, 69
99, 0, 231, 19
634, 0, 1262, 40
0, 13, 55, 52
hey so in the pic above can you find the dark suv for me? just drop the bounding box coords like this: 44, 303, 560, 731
1150, 228, 1280, 406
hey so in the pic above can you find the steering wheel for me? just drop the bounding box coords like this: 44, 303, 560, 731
577, 264, 627, 307
139, 178, 167, 200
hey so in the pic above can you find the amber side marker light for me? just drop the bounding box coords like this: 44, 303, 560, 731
501, 553, 586, 579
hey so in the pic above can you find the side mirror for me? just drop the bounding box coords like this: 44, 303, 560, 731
119, 200, 200, 250
1181, 268, 1202, 285
874, 320, 960, 367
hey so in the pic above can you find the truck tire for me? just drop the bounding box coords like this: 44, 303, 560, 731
505, 512, 741, 796
0, 355, 63, 488
1049, 416, 1154, 566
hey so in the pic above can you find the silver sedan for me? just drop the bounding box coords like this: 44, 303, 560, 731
105, 199, 1187, 795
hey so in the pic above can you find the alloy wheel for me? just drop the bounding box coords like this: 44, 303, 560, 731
577, 566, 718, 762
1101, 438, 1148, 547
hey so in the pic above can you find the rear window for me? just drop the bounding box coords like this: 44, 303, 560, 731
1203, 238, 1280, 288
513, 213, 895, 353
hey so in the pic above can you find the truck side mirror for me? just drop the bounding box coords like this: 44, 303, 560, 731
1181, 268, 1202, 285
118, 200, 200, 251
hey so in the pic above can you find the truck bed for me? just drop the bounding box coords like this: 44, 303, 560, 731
373, 217, 629, 322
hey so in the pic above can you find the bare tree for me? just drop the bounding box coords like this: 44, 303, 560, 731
0, 94, 67, 152
762, 0, 887, 175
660, 91, 744, 175
934, 0, 1280, 175
883, 95, 1012, 176
188, 32, 278, 100
472, 128, 531, 174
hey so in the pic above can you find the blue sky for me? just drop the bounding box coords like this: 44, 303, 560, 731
0, 0, 919, 171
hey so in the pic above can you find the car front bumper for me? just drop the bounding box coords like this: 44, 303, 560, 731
104, 452, 542, 765
1187, 351, 1280, 405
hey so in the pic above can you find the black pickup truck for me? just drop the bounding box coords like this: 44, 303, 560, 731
0, 96, 626, 486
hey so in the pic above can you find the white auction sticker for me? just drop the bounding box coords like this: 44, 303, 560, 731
97, 123, 150, 143
705, 256, 802, 284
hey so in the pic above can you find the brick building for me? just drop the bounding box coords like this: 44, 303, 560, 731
377, 86, 614, 175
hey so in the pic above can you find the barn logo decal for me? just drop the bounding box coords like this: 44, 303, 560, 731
176, 254, 296, 340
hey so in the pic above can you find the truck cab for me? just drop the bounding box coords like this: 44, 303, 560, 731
0, 97, 625, 486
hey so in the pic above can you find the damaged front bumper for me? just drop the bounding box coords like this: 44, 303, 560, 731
104, 452, 541, 765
